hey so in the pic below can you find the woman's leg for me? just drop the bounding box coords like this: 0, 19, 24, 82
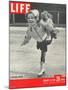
41, 50, 46, 63
38, 50, 46, 76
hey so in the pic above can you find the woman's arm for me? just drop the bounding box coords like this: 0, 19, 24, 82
21, 29, 31, 46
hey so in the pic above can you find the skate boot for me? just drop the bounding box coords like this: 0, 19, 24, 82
38, 62, 45, 77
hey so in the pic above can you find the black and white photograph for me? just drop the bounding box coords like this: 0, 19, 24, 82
9, 1, 66, 79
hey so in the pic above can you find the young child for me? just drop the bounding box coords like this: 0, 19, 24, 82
40, 11, 57, 40
21, 9, 55, 77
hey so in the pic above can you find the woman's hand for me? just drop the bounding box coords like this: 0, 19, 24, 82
20, 42, 24, 47
20, 41, 26, 47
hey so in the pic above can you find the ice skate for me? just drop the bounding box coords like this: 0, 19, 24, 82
38, 62, 45, 77
38, 69, 45, 77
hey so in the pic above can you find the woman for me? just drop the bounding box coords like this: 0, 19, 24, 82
21, 9, 56, 77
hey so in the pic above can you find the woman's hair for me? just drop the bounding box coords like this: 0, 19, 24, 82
41, 11, 53, 19
25, 12, 34, 20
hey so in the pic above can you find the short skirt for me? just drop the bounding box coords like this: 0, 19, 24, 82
36, 30, 57, 52
37, 38, 52, 52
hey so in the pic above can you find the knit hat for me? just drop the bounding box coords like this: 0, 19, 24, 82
31, 9, 39, 17
25, 9, 39, 21
31, 9, 39, 21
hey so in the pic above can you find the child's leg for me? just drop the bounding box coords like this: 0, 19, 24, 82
51, 28, 57, 39
38, 50, 46, 76
46, 29, 51, 40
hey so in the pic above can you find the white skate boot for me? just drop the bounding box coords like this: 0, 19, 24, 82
38, 62, 45, 77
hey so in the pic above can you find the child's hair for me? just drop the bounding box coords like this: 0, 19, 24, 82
25, 9, 39, 21
41, 11, 53, 20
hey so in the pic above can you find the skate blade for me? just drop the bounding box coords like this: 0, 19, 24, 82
37, 71, 45, 77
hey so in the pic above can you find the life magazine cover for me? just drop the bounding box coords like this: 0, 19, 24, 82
9, 1, 66, 89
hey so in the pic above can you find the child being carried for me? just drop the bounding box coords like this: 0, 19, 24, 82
40, 11, 57, 40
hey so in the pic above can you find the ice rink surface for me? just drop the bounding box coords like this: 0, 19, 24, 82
10, 26, 66, 79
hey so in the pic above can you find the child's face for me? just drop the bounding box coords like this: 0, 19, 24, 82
44, 14, 48, 19
42, 13, 48, 20
27, 13, 37, 25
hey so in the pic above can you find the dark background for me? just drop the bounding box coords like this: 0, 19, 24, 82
9, 2, 66, 26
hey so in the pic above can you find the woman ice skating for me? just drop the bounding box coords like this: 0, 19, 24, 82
21, 9, 57, 77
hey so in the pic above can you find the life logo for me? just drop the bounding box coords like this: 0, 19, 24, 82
9, 2, 31, 14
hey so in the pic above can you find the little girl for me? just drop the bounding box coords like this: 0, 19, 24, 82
40, 11, 57, 40
21, 10, 56, 77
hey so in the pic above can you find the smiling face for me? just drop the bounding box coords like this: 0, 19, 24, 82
27, 13, 37, 26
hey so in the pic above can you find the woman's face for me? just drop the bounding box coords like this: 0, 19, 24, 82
27, 13, 36, 25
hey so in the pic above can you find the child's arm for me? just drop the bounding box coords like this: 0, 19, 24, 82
21, 29, 31, 46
